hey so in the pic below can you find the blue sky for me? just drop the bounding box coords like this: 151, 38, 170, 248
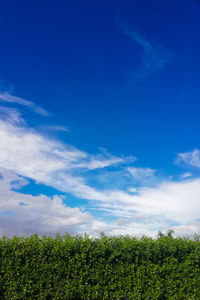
0, 0, 200, 237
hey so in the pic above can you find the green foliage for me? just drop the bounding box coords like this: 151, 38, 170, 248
1, 233, 200, 299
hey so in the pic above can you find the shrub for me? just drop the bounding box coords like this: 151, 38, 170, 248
0, 233, 200, 299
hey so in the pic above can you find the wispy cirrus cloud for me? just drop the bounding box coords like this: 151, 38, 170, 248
121, 25, 171, 79
0, 92, 48, 116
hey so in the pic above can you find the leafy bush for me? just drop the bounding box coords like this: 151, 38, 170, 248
0, 233, 200, 299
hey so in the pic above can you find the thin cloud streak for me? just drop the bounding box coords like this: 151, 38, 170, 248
39, 125, 69, 132
0, 92, 48, 116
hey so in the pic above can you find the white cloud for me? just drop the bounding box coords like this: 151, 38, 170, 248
1, 166, 200, 237
1, 102, 200, 237
0, 169, 157, 238
0, 169, 92, 237
0, 105, 24, 124
0, 92, 48, 116
127, 167, 155, 180
128, 187, 137, 193
180, 172, 193, 179
172, 224, 200, 237
127, 179, 200, 224
0, 112, 132, 201
0, 118, 117, 178
87, 177, 200, 237
176, 149, 200, 168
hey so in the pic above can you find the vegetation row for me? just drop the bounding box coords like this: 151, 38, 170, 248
1, 232, 200, 299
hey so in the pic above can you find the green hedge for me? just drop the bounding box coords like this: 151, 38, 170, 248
1, 233, 200, 299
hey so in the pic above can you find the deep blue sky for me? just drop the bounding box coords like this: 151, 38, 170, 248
1, 0, 199, 162
0, 0, 200, 236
